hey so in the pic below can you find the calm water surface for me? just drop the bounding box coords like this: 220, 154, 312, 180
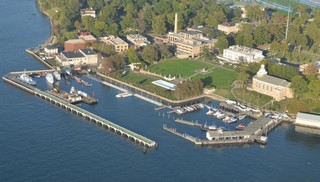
0, 1, 320, 181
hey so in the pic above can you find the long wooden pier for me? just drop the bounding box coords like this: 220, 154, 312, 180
3, 73, 157, 148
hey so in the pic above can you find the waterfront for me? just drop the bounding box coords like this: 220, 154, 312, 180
1, 0, 320, 181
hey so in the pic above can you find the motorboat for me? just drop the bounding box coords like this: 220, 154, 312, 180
116, 92, 133, 98
236, 124, 246, 130
200, 124, 217, 131
53, 71, 61, 81
18, 73, 36, 85
45, 72, 54, 84
238, 115, 246, 120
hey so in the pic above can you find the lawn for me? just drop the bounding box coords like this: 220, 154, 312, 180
147, 59, 214, 78
112, 72, 176, 99
232, 88, 273, 108
194, 67, 237, 89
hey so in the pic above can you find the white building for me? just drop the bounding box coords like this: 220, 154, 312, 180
44, 45, 58, 54
222, 45, 264, 63
81, 8, 96, 18
126, 34, 149, 47
56, 49, 98, 66
295, 112, 320, 129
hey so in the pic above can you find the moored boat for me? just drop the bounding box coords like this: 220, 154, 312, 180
53, 71, 61, 81
18, 73, 36, 85
236, 124, 246, 130
200, 124, 217, 131
116, 92, 133, 98
45, 73, 54, 84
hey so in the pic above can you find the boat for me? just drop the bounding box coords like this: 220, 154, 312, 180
74, 76, 82, 84
223, 116, 231, 122
45, 73, 54, 84
53, 71, 61, 81
116, 92, 133, 98
200, 124, 217, 131
206, 110, 215, 115
216, 111, 225, 119
81, 80, 92, 87
206, 132, 214, 140
236, 124, 246, 130
238, 115, 246, 120
225, 117, 237, 124
18, 73, 36, 85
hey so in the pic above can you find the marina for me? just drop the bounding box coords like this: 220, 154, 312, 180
2, 71, 157, 148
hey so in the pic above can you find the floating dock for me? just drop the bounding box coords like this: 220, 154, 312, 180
3, 72, 157, 149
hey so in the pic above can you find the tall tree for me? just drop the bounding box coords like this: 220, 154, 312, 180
290, 75, 308, 99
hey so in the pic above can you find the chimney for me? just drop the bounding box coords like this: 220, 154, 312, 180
174, 13, 178, 33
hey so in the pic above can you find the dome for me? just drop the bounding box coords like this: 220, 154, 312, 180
257, 64, 267, 77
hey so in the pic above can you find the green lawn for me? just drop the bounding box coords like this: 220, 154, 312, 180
194, 67, 237, 89
233, 88, 273, 108
113, 72, 176, 99
147, 59, 214, 78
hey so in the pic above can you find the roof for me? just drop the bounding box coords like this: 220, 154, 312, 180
182, 31, 200, 35
296, 112, 320, 121
45, 45, 57, 49
65, 39, 85, 44
253, 74, 290, 87
80, 49, 96, 55
61, 51, 85, 58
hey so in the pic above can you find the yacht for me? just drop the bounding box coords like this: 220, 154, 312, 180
46, 72, 54, 84
53, 71, 61, 81
18, 73, 36, 85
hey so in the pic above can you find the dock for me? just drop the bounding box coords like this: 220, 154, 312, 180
164, 117, 282, 146
220, 102, 262, 119
3, 72, 157, 149
174, 118, 203, 127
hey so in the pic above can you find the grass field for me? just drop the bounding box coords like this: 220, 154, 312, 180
194, 67, 238, 89
233, 88, 273, 108
147, 60, 214, 78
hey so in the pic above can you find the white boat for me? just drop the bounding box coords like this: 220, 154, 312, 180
238, 115, 246, 120
116, 92, 133, 98
18, 73, 36, 85
216, 111, 225, 119
206, 110, 215, 115
226, 117, 237, 124
223, 116, 231, 122
53, 71, 61, 81
45, 73, 54, 84
206, 132, 214, 140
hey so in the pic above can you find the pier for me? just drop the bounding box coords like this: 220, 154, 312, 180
164, 117, 282, 146
220, 102, 262, 119
3, 72, 157, 148
174, 119, 203, 127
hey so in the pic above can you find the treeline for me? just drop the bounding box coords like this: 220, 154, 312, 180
174, 79, 204, 99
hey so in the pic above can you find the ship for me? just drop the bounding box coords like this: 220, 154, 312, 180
46, 72, 54, 84
18, 73, 36, 85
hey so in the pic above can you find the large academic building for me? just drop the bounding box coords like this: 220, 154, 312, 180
252, 65, 293, 101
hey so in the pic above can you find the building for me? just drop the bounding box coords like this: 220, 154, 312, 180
222, 45, 264, 63
252, 65, 293, 101
126, 34, 149, 48
56, 49, 98, 66
78, 32, 96, 44
64, 39, 86, 52
81, 8, 96, 18
218, 22, 240, 35
44, 45, 58, 54
295, 112, 320, 129
99, 36, 128, 53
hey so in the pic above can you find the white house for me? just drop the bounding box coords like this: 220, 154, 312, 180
56, 49, 98, 66
222, 45, 264, 63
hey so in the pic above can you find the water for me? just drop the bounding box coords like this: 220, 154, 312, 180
0, 0, 320, 181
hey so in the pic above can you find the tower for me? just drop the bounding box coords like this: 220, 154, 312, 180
174, 13, 178, 33
257, 64, 267, 77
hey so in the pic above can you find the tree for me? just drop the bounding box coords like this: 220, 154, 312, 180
290, 75, 308, 99
126, 47, 141, 63
215, 35, 229, 54
200, 46, 212, 61
303, 62, 319, 80
237, 71, 249, 88
152, 15, 167, 35
141, 45, 160, 63
307, 79, 320, 101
